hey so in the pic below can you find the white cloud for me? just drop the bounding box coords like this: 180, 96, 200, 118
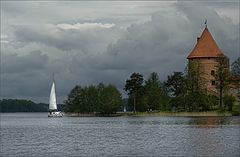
1, 40, 9, 44
57, 23, 115, 30
1, 34, 9, 44
1, 34, 8, 39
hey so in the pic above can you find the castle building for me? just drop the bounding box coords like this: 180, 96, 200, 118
187, 25, 229, 95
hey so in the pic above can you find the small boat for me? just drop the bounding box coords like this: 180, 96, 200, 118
48, 80, 63, 117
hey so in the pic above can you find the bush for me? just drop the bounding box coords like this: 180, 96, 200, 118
232, 110, 240, 116
223, 95, 235, 111
168, 96, 185, 112
168, 92, 218, 112
232, 104, 240, 116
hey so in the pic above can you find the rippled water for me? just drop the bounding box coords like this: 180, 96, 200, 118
1, 113, 240, 157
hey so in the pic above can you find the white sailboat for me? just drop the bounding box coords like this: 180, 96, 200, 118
48, 81, 63, 117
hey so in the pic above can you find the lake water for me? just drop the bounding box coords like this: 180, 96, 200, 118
1, 113, 240, 157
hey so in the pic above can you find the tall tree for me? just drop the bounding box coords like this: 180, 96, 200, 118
144, 72, 163, 110
64, 85, 82, 112
85, 85, 99, 113
231, 57, 240, 75
98, 85, 122, 114
215, 56, 230, 109
124, 73, 144, 112
186, 61, 203, 93
165, 72, 187, 97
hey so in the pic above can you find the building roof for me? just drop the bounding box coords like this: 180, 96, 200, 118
187, 26, 224, 59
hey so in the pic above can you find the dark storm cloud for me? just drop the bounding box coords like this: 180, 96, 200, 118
2, 51, 50, 101
1, 1, 239, 103
3, 50, 48, 73
13, 24, 123, 52
84, 2, 239, 94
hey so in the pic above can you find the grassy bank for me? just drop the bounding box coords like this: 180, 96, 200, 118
120, 111, 233, 117
64, 113, 122, 117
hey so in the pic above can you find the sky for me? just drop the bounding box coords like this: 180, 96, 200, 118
1, 1, 239, 103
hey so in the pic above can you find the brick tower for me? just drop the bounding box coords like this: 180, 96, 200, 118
187, 25, 229, 94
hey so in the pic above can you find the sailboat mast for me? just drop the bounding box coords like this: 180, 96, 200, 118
53, 73, 55, 84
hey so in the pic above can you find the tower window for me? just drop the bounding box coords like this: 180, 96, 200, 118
211, 81, 215, 85
211, 70, 215, 76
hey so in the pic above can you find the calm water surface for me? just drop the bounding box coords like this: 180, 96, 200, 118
1, 113, 240, 157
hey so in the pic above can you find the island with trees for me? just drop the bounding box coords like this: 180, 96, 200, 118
63, 26, 240, 116
1, 26, 239, 116
63, 57, 239, 116
1, 57, 239, 116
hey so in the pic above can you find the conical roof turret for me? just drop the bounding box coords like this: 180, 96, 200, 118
187, 26, 224, 59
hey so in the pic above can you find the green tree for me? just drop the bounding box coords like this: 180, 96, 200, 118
223, 95, 235, 111
64, 85, 82, 112
169, 92, 218, 112
165, 72, 187, 97
85, 85, 99, 113
124, 73, 144, 112
159, 82, 170, 110
215, 56, 230, 109
165, 61, 219, 112
185, 92, 217, 111
98, 84, 122, 114
64, 83, 123, 114
65, 85, 95, 113
187, 61, 203, 93
144, 72, 163, 110
168, 96, 185, 112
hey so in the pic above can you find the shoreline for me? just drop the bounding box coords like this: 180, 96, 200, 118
64, 111, 235, 117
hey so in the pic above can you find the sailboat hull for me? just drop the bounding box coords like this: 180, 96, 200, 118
48, 111, 63, 117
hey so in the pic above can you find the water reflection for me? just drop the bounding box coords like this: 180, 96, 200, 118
189, 117, 231, 128
1, 113, 240, 157
186, 117, 240, 156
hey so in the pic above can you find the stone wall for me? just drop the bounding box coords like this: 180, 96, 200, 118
188, 57, 219, 94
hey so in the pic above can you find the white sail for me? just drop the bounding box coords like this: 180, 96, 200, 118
49, 81, 57, 110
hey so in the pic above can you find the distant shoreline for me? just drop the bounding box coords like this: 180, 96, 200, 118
64, 111, 235, 117
1, 111, 237, 117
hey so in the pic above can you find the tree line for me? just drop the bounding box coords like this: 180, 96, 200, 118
2, 58, 238, 114
0, 99, 49, 112
124, 71, 219, 112
124, 57, 239, 113
64, 57, 239, 114
0, 99, 65, 112
64, 83, 122, 114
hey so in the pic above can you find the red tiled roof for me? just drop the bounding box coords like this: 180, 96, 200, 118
187, 26, 224, 59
